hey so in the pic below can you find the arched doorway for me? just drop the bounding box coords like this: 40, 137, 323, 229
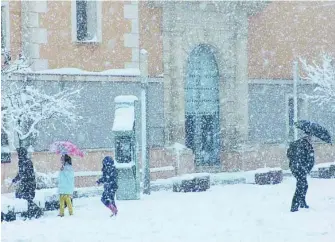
185, 45, 221, 166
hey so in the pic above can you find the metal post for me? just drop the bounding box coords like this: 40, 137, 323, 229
293, 61, 298, 141
140, 49, 150, 195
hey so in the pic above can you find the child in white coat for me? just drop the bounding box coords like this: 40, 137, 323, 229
58, 154, 74, 217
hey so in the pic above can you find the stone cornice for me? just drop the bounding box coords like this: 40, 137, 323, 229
2, 73, 164, 83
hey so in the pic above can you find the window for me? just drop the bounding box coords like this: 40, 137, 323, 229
72, 0, 101, 43
1, 3, 10, 52
1, 129, 11, 163
287, 96, 307, 141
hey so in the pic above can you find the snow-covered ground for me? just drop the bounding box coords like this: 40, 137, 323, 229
2, 177, 335, 242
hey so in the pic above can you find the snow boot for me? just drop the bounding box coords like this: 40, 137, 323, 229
108, 204, 118, 216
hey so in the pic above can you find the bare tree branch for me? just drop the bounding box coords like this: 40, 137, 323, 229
300, 53, 335, 112
1, 55, 82, 149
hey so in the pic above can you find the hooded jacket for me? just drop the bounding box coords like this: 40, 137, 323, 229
97, 156, 118, 191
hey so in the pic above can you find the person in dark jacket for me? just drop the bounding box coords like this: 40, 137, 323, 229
287, 132, 315, 212
97, 156, 118, 216
12, 147, 43, 219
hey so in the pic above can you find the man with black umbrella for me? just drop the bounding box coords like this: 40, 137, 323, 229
287, 131, 314, 212
287, 120, 332, 212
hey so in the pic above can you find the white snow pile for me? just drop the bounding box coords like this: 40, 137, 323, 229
112, 95, 138, 132
254, 167, 283, 173
172, 173, 210, 185
36, 172, 58, 189
1, 197, 28, 214
74, 186, 103, 198
114, 95, 138, 103
244, 167, 283, 184
312, 162, 335, 171
115, 161, 135, 169
112, 106, 135, 131
1, 178, 334, 242
168, 142, 188, 152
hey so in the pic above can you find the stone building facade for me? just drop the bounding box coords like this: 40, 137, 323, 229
2, 1, 335, 193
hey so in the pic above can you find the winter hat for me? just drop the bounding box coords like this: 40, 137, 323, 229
102, 156, 114, 167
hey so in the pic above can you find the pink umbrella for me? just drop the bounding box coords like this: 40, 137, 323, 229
50, 141, 84, 158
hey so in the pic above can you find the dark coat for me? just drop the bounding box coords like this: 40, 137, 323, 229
287, 137, 315, 177
97, 156, 118, 192
12, 148, 36, 201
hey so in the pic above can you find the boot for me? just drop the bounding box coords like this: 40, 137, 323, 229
300, 201, 309, 209
108, 204, 118, 216
290, 207, 299, 212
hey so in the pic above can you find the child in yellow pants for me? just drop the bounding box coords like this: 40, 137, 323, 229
58, 154, 75, 217
59, 194, 73, 216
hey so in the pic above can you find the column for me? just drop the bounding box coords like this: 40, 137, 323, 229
169, 34, 185, 145
21, 0, 48, 70
234, 9, 249, 142
124, 1, 140, 69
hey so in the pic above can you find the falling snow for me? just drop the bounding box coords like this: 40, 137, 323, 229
1, 1, 335, 241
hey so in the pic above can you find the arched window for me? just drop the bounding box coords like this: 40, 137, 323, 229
185, 45, 221, 166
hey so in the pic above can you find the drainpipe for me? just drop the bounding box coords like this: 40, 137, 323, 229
140, 49, 150, 195
293, 61, 298, 141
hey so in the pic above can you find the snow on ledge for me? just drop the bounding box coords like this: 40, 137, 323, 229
115, 162, 135, 169
146, 166, 175, 173
168, 142, 187, 152
172, 173, 210, 183
243, 168, 282, 184
312, 162, 335, 171
114, 95, 138, 103
112, 106, 135, 131
34, 68, 141, 76
254, 167, 282, 173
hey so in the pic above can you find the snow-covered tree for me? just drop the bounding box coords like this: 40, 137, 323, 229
300, 53, 335, 111
1, 53, 82, 149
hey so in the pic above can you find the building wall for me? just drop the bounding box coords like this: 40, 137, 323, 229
4, 1, 163, 76
248, 1, 335, 79
5, 77, 164, 151
139, 3, 163, 77
39, 1, 136, 71
1, 1, 22, 65
4, 1, 335, 77
248, 82, 335, 144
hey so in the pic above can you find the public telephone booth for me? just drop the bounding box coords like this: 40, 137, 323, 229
112, 95, 140, 200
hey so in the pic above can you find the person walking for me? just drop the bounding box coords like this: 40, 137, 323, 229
97, 156, 118, 217
12, 147, 43, 219
58, 154, 74, 217
287, 132, 314, 212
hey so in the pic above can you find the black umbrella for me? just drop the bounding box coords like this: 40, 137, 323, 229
295, 120, 332, 144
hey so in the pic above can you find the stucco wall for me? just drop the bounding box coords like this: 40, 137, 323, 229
9, 1, 22, 59
139, 3, 163, 77
39, 1, 132, 71
248, 1, 335, 79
